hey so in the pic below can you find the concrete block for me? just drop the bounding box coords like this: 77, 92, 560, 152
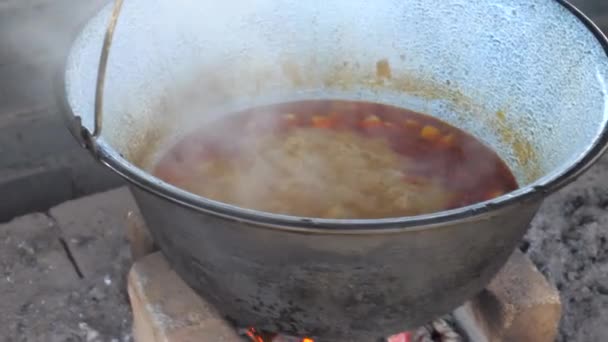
49, 187, 137, 279
0, 166, 73, 222
0, 107, 79, 169
0, 151, 124, 223
128, 252, 242, 342
454, 250, 561, 342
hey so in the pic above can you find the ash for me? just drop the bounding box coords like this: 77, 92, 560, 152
524, 153, 608, 341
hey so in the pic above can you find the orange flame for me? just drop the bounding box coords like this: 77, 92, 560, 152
245, 327, 315, 342
246, 328, 265, 342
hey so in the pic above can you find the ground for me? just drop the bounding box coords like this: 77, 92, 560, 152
0, 188, 134, 342
525, 153, 608, 342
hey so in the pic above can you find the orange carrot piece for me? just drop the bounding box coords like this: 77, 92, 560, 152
360, 115, 383, 128
438, 133, 455, 147
420, 125, 441, 141
312, 115, 334, 128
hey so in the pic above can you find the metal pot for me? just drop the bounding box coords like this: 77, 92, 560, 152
60, 0, 608, 340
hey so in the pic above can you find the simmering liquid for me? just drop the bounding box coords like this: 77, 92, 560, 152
153, 100, 518, 219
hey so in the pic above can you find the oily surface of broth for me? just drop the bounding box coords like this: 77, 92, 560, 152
153, 100, 518, 219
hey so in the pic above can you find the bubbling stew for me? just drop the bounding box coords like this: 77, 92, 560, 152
153, 100, 518, 219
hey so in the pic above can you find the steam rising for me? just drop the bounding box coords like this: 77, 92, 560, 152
108, 0, 518, 219
5, 1, 106, 69
168, 122, 453, 219
153, 99, 517, 219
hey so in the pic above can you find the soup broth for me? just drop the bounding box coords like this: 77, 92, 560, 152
153, 100, 518, 219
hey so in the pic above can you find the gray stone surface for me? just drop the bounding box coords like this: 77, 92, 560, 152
49, 187, 136, 280
0, 213, 80, 342
0, 188, 136, 342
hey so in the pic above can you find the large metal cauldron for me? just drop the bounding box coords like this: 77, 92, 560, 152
60, 0, 608, 340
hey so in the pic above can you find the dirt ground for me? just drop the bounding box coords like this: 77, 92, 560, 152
525, 153, 608, 342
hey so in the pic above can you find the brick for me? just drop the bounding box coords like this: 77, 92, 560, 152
454, 250, 561, 342
128, 252, 242, 342
126, 210, 157, 261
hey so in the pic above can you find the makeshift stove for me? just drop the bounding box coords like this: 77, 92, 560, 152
125, 211, 561, 342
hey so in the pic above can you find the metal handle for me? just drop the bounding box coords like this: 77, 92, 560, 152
93, 0, 125, 138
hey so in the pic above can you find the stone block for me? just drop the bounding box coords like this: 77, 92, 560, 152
128, 252, 242, 342
0, 166, 73, 222
454, 250, 561, 342
49, 187, 137, 279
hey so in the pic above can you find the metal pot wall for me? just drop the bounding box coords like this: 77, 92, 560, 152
60, 0, 608, 340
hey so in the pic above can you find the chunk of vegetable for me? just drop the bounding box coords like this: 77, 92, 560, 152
420, 125, 441, 141
312, 115, 335, 128
360, 115, 383, 128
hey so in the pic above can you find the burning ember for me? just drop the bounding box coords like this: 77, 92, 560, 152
243, 327, 314, 342
387, 332, 413, 342
242, 318, 461, 342
244, 328, 416, 342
